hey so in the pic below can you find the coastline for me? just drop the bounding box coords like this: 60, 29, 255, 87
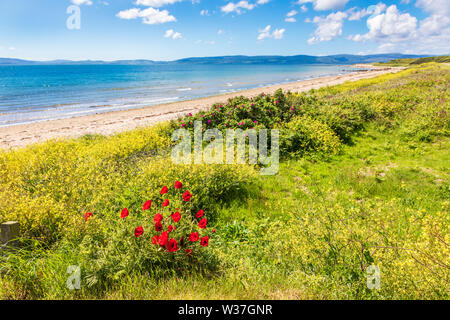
0, 65, 401, 150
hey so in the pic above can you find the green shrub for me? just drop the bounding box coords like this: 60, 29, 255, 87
279, 116, 341, 157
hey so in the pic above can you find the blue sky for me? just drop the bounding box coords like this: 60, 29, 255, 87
0, 0, 448, 61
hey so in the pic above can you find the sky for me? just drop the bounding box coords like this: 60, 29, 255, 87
0, 0, 448, 61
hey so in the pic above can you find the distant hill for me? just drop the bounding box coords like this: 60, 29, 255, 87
376, 55, 450, 66
0, 54, 431, 66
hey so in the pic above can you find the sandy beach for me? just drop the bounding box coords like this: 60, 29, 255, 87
0, 65, 401, 150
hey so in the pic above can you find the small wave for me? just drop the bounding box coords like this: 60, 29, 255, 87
176, 88, 192, 92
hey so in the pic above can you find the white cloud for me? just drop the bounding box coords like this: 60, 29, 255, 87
117, 8, 141, 19
200, 9, 210, 16
415, 0, 450, 15
218, 29, 224, 35
135, 0, 183, 7
348, 4, 449, 55
221, 1, 256, 14
287, 10, 298, 17
307, 11, 347, 44
257, 25, 272, 40
300, 5, 308, 12
349, 5, 417, 43
257, 25, 285, 40
117, 7, 176, 24
419, 13, 450, 36
164, 29, 182, 39
347, 3, 386, 21
272, 28, 285, 39
285, 10, 298, 22
297, 0, 349, 11
221, 0, 270, 15
71, 0, 92, 5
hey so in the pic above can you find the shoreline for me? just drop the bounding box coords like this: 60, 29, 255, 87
0, 65, 401, 150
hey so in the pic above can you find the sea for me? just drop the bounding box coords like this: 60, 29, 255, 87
0, 64, 358, 127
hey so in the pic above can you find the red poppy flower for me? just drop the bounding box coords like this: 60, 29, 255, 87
185, 249, 193, 256
155, 221, 163, 232
154, 213, 163, 223
121, 208, 129, 219
212, 229, 216, 233
188, 232, 199, 242
168, 225, 176, 233
162, 199, 170, 207
134, 226, 144, 238
142, 200, 152, 211
159, 231, 169, 247
160, 186, 168, 195
174, 181, 183, 189
84, 212, 93, 222
167, 238, 179, 252
152, 235, 160, 244
172, 211, 181, 223
183, 190, 192, 202
196, 209, 204, 219
200, 236, 209, 247
198, 218, 208, 229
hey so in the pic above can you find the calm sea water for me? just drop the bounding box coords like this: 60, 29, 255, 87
0, 64, 356, 127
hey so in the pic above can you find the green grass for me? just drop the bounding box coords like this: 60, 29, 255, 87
0, 63, 449, 300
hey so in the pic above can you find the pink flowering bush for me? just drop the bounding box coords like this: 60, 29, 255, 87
174, 89, 300, 132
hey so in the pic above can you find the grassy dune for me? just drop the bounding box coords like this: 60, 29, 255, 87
375, 55, 450, 66
0, 63, 448, 300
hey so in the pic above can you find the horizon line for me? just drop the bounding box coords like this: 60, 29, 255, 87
0, 53, 440, 64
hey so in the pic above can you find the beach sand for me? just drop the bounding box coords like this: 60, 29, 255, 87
0, 65, 402, 150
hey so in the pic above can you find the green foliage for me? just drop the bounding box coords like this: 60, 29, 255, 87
0, 63, 449, 300
279, 116, 341, 157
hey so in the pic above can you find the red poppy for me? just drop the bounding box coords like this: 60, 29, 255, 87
168, 225, 176, 233
155, 221, 163, 232
84, 212, 93, 222
183, 191, 192, 202
167, 238, 179, 252
152, 235, 160, 244
198, 218, 208, 229
159, 231, 169, 247
154, 213, 163, 223
142, 200, 152, 211
212, 229, 216, 233
160, 186, 168, 195
121, 208, 129, 219
196, 209, 204, 218
172, 211, 181, 223
188, 232, 199, 242
162, 199, 170, 207
134, 226, 144, 238
200, 236, 209, 247
185, 249, 193, 256
174, 181, 183, 189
